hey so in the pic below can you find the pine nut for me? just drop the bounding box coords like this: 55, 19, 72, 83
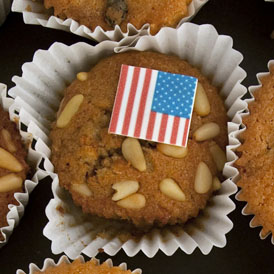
1, 129, 17, 152
0, 147, 23, 172
71, 183, 92, 197
194, 83, 210, 116
122, 138, 146, 172
112, 180, 139, 201
157, 143, 188, 159
116, 193, 146, 210
212, 176, 221, 191
159, 178, 186, 202
194, 161, 212, 194
209, 142, 226, 171
193, 122, 220, 141
77, 72, 88, 81
0, 173, 23, 192
56, 94, 84, 128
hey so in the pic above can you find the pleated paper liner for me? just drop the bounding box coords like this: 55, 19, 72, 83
232, 60, 274, 245
0, 84, 51, 248
11, 0, 208, 42
8, 23, 246, 258
16, 255, 142, 274
0, 0, 12, 25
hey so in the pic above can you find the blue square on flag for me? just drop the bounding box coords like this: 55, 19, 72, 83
151, 71, 197, 119
109, 65, 198, 147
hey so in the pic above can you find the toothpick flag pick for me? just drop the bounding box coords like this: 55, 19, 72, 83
109, 65, 198, 147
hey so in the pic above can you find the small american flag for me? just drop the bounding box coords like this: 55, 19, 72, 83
109, 65, 198, 147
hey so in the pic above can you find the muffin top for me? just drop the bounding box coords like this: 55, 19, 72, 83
235, 65, 274, 237
34, 259, 134, 274
44, 0, 192, 34
0, 106, 29, 240
50, 51, 228, 228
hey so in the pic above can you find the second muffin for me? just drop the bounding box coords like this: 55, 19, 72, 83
44, 0, 192, 35
0, 106, 29, 241
235, 63, 274, 239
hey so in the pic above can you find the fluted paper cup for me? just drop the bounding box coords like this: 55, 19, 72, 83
0, 0, 12, 25
0, 84, 50, 248
8, 23, 246, 258
16, 255, 142, 274
12, 0, 208, 42
232, 60, 274, 245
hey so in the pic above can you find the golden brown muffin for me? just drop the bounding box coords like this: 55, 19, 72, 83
0, 107, 29, 241
235, 65, 274, 237
34, 259, 134, 274
50, 51, 228, 228
44, 0, 192, 34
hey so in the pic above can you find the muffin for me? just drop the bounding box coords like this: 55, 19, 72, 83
0, 106, 29, 241
44, 0, 192, 35
50, 51, 228, 228
235, 64, 274, 238
33, 259, 135, 274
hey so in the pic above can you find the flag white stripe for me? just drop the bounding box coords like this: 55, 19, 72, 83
140, 70, 158, 138
164, 115, 174, 143
176, 118, 186, 146
127, 67, 146, 136
116, 66, 134, 134
152, 112, 162, 141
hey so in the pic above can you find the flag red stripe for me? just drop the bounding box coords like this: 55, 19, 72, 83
158, 114, 168, 142
146, 111, 156, 140
109, 65, 129, 133
133, 69, 152, 138
182, 119, 190, 146
121, 67, 141, 135
170, 116, 180, 145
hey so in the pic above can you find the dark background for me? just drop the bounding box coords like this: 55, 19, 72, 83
0, 0, 274, 273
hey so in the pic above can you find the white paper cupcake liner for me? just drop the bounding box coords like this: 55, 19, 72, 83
11, 0, 208, 42
8, 23, 246, 258
0, 0, 12, 25
16, 255, 142, 274
0, 83, 51, 248
232, 60, 274, 245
